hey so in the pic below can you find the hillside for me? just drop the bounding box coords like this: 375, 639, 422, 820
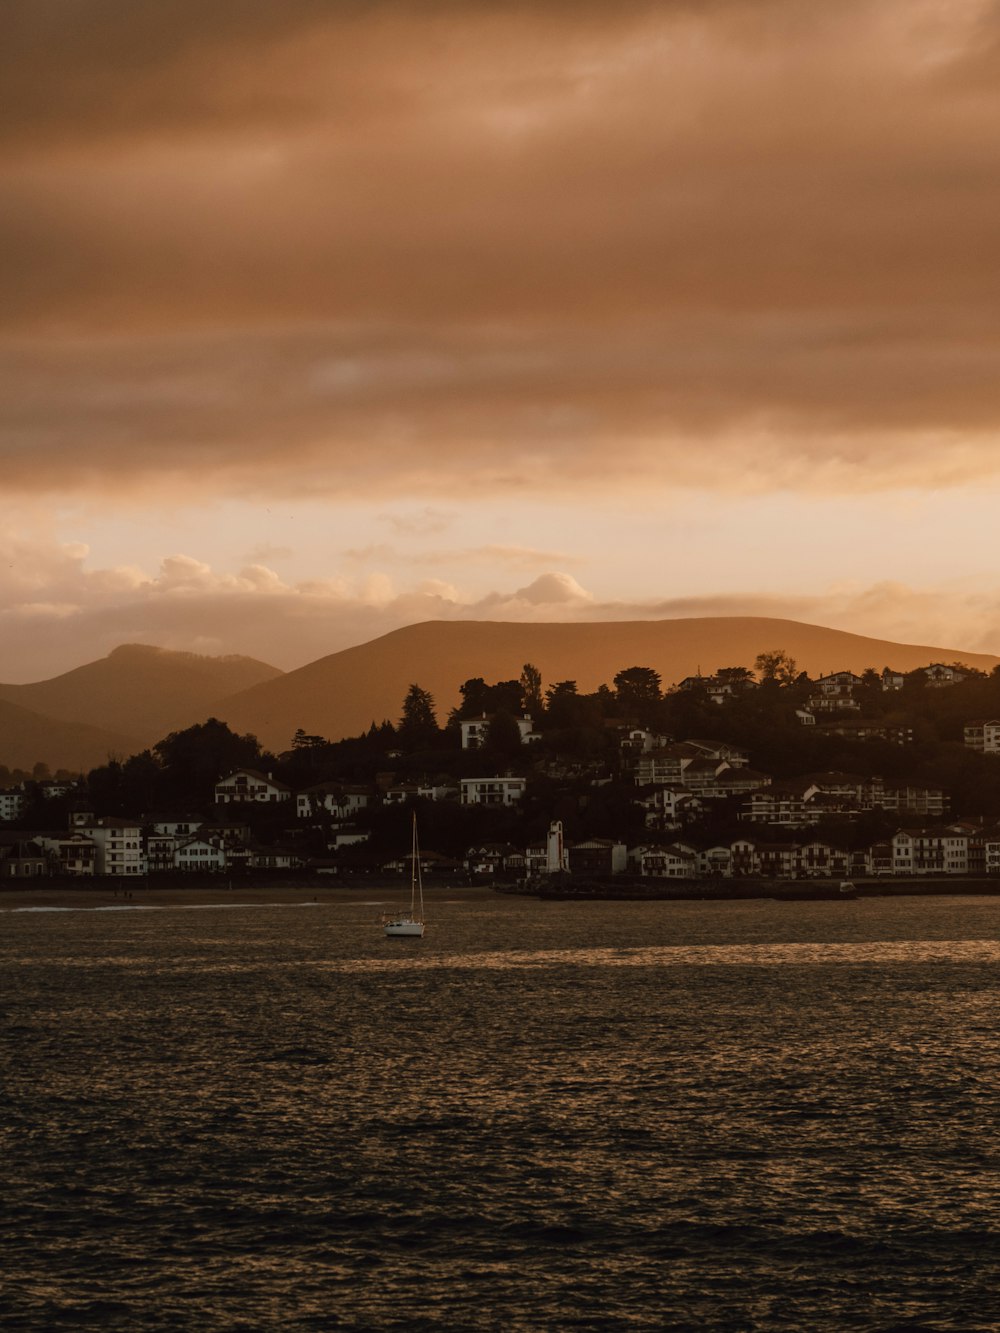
0, 645, 283, 750
0, 698, 141, 773
210, 617, 1000, 751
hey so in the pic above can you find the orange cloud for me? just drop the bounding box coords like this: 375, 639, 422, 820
1, 1, 1000, 501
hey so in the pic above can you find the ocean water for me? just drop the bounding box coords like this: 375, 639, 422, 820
2, 893, 999, 1331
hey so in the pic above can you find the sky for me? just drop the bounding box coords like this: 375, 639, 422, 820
4, 0, 1000, 681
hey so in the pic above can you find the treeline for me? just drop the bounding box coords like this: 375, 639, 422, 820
13, 653, 1000, 856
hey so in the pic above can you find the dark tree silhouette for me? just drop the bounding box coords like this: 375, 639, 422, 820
613, 666, 662, 722
154, 718, 263, 805
398, 684, 439, 749
754, 649, 798, 685
486, 710, 524, 759
520, 663, 544, 716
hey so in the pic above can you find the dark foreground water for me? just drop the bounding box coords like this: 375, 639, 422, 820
2, 894, 999, 1331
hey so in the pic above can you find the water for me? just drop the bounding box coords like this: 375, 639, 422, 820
3, 894, 999, 1330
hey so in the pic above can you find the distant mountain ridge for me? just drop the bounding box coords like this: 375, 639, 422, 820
208, 617, 1000, 752
0, 645, 283, 771
3, 618, 999, 771
0, 698, 142, 773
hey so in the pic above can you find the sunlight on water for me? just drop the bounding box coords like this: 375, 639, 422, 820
3, 894, 999, 1331
328, 939, 1000, 971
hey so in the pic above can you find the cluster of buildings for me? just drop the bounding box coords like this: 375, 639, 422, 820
630, 825, 988, 881
3, 656, 1000, 884
0, 744, 991, 885
449, 823, 1000, 882
0, 809, 306, 880
677, 662, 969, 712
620, 733, 946, 827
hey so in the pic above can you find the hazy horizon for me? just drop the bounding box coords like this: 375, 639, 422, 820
5, 611, 1000, 691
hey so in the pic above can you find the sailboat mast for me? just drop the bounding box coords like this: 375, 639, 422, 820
412, 811, 424, 920
411, 812, 418, 915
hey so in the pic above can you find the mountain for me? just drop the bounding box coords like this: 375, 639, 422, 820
0, 645, 283, 756
210, 617, 1000, 751
0, 698, 141, 773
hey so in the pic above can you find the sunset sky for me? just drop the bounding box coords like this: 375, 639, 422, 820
4, 0, 1000, 681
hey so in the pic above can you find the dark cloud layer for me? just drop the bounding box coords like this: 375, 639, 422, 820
3, 0, 1000, 497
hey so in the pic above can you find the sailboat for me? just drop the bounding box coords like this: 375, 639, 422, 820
381, 813, 426, 938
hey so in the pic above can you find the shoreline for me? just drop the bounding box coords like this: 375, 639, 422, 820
0, 882, 496, 911
3, 877, 1000, 911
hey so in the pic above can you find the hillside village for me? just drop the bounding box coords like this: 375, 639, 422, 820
6, 653, 1000, 885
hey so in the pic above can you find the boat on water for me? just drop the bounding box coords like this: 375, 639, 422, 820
380, 813, 426, 938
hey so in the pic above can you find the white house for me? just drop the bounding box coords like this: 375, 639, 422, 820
0, 790, 24, 822
383, 781, 458, 805
174, 837, 227, 872
634, 784, 702, 830
805, 690, 861, 713
923, 663, 968, 687
984, 835, 1000, 875
460, 776, 527, 806
466, 842, 525, 878
964, 720, 1000, 755
741, 781, 822, 828
34, 832, 97, 876
619, 728, 674, 754
797, 840, 850, 878
873, 780, 947, 818
460, 714, 539, 750
815, 671, 863, 695
638, 843, 699, 877
698, 845, 733, 877
215, 769, 292, 805
72, 816, 145, 876
892, 828, 968, 875
251, 846, 303, 870
675, 672, 757, 704
146, 833, 178, 873
295, 783, 373, 819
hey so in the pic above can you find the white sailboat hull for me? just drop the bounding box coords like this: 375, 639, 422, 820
383, 917, 425, 938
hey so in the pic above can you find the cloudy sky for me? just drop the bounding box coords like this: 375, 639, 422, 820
4, 0, 1000, 680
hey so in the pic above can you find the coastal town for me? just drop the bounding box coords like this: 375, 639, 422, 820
5, 654, 1000, 888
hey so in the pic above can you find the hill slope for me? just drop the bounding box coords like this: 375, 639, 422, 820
210, 617, 1000, 751
0, 698, 141, 773
0, 645, 283, 749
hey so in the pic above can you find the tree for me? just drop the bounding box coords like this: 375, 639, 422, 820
153, 718, 263, 805
458, 677, 491, 717
398, 684, 439, 749
753, 649, 798, 686
292, 728, 328, 750
485, 710, 523, 759
520, 663, 543, 716
545, 680, 580, 728
613, 666, 662, 719
458, 675, 528, 719
489, 679, 524, 714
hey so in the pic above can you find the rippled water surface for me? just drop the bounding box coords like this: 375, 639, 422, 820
3, 894, 1000, 1330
